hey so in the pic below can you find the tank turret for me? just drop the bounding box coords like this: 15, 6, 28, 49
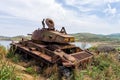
31, 18, 75, 43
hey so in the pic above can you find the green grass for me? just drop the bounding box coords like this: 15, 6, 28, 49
12, 54, 21, 63
0, 61, 21, 80
6, 45, 21, 63
25, 67, 36, 74
6, 45, 16, 58
73, 54, 120, 80
0, 45, 22, 80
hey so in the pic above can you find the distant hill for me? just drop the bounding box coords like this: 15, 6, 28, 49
0, 35, 30, 41
0, 33, 120, 42
0, 36, 11, 41
11, 35, 30, 41
71, 33, 119, 42
106, 33, 120, 39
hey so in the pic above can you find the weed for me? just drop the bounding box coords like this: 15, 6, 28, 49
25, 66, 36, 75
0, 45, 6, 59
88, 46, 97, 52
6, 45, 16, 58
6, 51, 15, 58
43, 65, 58, 77
71, 53, 120, 80
12, 54, 21, 63
73, 69, 84, 80
0, 61, 21, 80
0, 45, 22, 80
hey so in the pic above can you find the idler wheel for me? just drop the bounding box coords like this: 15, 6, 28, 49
45, 18, 55, 30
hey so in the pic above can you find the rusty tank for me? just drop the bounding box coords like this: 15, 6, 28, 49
11, 18, 93, 69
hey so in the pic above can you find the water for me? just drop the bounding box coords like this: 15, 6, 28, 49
0, 41, 11, 48
71, 42, 92, 49
0, 41, 91, 49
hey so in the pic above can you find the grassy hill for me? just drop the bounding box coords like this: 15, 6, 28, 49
11, 35, 30, 41
0, 36, 11, 41
0, 35, 30, 41
71, 33, 115, 42
106, 33, 120, 39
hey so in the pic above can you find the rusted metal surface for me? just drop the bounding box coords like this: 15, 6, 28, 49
31, 18, 74, 43
45, 18, 55, 30
71, 51, 92, 60
11, 18, 93, 68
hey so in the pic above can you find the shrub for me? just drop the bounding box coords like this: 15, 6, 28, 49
97, 45, 116, 53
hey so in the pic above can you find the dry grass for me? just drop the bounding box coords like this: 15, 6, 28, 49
0, 45, 38, 80
43, 64, 58, 77
1, 44, 120, 80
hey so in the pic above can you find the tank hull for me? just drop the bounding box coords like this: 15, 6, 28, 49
11, 40, 93, 68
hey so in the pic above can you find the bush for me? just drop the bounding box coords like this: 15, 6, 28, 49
116, 47, 120, 51
97, 45, 116, 53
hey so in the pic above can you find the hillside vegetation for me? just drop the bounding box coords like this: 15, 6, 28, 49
71, 33, 120, 42
107, 33, 120, 39
0, 35, 30, 41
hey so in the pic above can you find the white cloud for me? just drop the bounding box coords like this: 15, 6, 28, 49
65, 0, 104, 6
0, 0, 120, 36
104, 4, 117, 16
65, 0, 104, 13
104, 0, 120, 3
0, 0, 66, 21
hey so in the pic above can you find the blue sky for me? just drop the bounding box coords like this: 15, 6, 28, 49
0, 0, 120, 36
